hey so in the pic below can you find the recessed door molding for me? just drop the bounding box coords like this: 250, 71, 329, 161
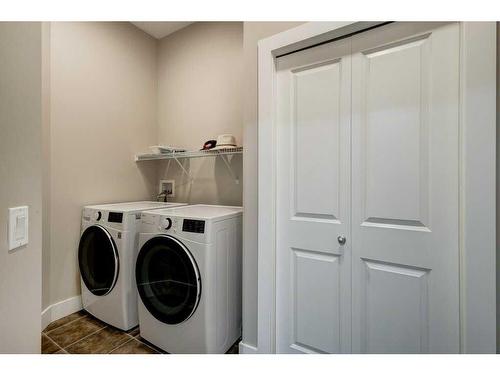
256, 21, 496, 354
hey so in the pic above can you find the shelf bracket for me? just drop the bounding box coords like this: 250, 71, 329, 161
173, 156, 194, 182
219, 154, 239, 184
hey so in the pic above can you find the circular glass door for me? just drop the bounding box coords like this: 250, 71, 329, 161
136, 235, 201, 325
78, 225, 119, 296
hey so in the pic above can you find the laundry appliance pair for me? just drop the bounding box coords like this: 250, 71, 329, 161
78, 201, 242, 353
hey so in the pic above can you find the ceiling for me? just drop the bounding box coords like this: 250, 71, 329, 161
131, 22, 194, 39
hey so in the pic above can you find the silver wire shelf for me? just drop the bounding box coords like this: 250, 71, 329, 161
135, 147, 243, 161
135, 147, 243, 183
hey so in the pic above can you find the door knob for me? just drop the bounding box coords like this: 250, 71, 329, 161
337, 235, 346, 245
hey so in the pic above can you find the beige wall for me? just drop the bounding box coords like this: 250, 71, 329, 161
42, 23, 52, 312
157, 22, 243, 206
44, 21, 244, 312
45, 22, 158, 308
0, 22, 43, 353
241, 22, 305, 349
496, 22, 500, 352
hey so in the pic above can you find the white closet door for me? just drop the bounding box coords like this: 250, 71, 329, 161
275, 38, 351, 353
351, 22, 460, 353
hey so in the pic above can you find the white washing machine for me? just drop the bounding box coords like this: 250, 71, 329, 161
78, 201, 187, 331
136, 205, 242, 353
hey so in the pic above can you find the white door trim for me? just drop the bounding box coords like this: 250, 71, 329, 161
257, 21, 496, 354
458, 22, 497, 353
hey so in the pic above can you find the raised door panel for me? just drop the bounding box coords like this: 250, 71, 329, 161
293, 62, 340, 221
291, 249, 340, 353
361, 259, 429, 353
362, 35, 430, 228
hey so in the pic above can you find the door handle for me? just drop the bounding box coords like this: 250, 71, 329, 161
337, 235, 346, 245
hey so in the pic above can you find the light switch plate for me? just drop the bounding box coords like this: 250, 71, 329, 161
8, 206, 28, 251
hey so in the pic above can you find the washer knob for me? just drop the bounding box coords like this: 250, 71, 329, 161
95, 211, 102, 221
165, 218, 172, 230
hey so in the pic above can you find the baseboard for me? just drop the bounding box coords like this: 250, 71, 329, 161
239, 341, 258, 354
41, 295, 82, 331
41, 306, 51, 331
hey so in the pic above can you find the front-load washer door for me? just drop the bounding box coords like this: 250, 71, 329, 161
78, 225, 119, 296
136, 235, 201, 325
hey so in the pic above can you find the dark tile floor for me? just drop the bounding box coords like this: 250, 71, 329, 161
42, 310, 240, 354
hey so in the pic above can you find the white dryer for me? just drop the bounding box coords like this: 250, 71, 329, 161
136, 205, 242, 353
78, 201, 187, 331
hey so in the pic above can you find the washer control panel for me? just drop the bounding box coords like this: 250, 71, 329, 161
108, 212, 123, 223
182, 219, 205, 234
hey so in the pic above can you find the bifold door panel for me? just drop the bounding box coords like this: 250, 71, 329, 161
275, 22, 460, 354
276, 37, 352, 354
351, 22, 460, 354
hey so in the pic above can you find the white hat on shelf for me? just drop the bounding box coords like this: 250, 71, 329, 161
212, 134, 238, 150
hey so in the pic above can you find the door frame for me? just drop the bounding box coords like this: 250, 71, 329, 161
257, 21, 496, 354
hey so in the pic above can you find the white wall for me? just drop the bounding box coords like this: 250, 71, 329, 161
44, 22, 159, 309
0, 22, 43, 353
156, 22, 243, 206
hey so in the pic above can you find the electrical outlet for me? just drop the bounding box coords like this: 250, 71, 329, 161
159, 180, 175, 198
